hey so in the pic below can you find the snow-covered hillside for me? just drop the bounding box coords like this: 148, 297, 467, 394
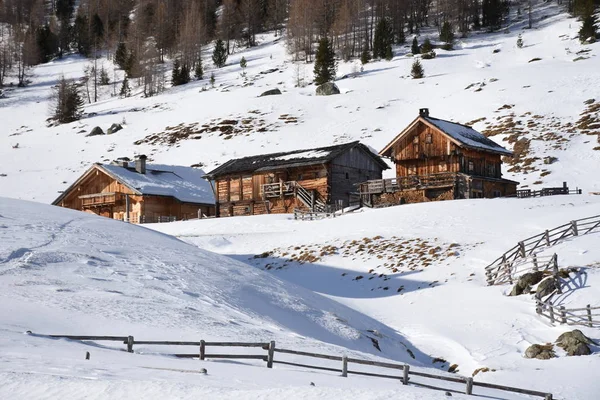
152, 194, 600, 400
1, 3, 599, 204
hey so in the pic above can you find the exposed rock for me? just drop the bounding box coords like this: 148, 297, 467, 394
259, 88, 282, 97
535, 276, 559, 299
543, 156, 558, 165
107, 123, 123, 135
86, 126, 104, 137
509, 271, 544, 296
524, 344, 555, 360
556, 329, 594, 356
316, 82, 340, 96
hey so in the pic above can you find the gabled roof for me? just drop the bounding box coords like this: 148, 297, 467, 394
53, 163, 215, 206
204, 141, 389, 179
380, 114, 513, 157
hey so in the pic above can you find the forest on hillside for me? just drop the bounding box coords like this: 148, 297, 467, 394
0, 0, 597, 96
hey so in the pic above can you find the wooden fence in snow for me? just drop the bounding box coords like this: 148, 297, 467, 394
485, 215, 600, 285
28, 332, 555, 400
535, 295, 600, 328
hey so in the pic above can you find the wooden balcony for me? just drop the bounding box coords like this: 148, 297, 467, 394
358, 173, 457, 195
79, 192, 121, 207
262, 181, 296, 199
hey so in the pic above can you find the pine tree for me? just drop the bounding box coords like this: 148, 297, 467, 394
373, 18, 394, 59
516, 34, 524, 48
115, 42, 128, 70
579, 14, 597, 43
411, 37, 420, 54
100, 67, 110, 85
119, 77, 131, 97
385, 44, 393, 61
52, 76, 84, 123
172, 58, 182, 85
180, 63, 191, 84
195, 58, 204, 80
361, 47, 371, 65
421, 38, 433, 53
411, 59, 424, 79
440, 22, 454, 49
313, 37, 337, 85
212, 39, 228, 68
240, 56, 247, 69
396, 27, 406, 44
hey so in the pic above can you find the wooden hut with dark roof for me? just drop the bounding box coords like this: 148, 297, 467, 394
204, 141, 389, 217
360, 109, 518, 206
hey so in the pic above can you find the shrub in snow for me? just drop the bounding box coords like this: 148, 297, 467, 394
421, 38, 433, 53
421, 51, 436, 60
360, 47, 371, 65
517, 34, 524, 48
411, 37, 420, 55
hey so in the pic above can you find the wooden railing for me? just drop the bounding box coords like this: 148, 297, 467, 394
358, 172, 457, 195
511, 184, 582, 198
79, 192, 120, 206
485, 215, 600, 285
262, 181, 327, 212
536, 297, 600, 328
262, 181, 296, 198
486, 254, 559, 286
27, 332, 555, 399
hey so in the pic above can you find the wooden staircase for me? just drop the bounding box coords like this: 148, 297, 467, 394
294, 182, 327, 212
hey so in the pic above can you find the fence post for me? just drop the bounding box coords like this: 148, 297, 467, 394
342, 356, 348, 377
127, 336, 134, 353
535, 299, 542, 315
587, 304, 593, 327
403, 364, 409, 385
466, 377, 473, 395
549, 304, 555, 324
85, 351, 90, 360
200, 340, 205, 360
571, 220, 578, 236
519, 241, 526, 258
544, 230, 550, 246
552, 255, 562, 294
532, 254, 538, 271
267, 341, 275, 368
560, 306, 567, 324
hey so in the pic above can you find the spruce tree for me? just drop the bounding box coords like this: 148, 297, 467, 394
440, 22, 454, 49
421, 38, 433, 53
119, 77, 131, 97
172, 58, 182, 85
361, 47, 371, 65
115, 42, 128, 70
181, 63, 191, 84
373, 18, 394, 59
53, 76, 84, 123
212, 39, 228, 68
396, 28, 406, 44
385, 44, 393, 61
240, 56, 247, 69
100, 67, 110, 85
516, 34, 524, 48
195, 58, 204, 79
579, 14, 597, 43
313, 37, 337, 85
411, 37, 420, 54
411, 59, 424, 79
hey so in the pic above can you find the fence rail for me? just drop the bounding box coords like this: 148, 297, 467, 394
535, 299, 600, 327
511, 186, 581, 198
485, 215, 600, 285
29, 332, 554, 399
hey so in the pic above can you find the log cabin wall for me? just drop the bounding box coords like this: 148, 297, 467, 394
330, 148, 384, 207
391, 122, 503, 180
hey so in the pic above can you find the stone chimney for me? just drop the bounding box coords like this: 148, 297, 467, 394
419, 108, 430, 117
135, 155, 147, 174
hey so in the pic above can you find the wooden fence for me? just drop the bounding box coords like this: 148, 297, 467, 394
486, 254, 559, 286
28, 332, 554, 400
512, 183, 581, 199
485, 215, 600, 285
535, 297, 600, 328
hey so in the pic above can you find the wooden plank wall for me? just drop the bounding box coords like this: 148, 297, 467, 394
330, 148, 384, 207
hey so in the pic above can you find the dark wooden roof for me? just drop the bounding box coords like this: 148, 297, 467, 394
204, 141, 389, 179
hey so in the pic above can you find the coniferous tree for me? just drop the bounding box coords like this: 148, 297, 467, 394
579, 14, 598, 43
440, 22, 455, 49
240, 56, 247, 75
411, 37, 420, 54
180, 63, 191, 84
313, 37, 336, 85
172, 58, 182, 85
517, 34, 524, 48
373, 18, 394, 59
195, 57, 204, 80
210, 72, 216, 87
100, 67, 110, 85
361, 47, 371, 65
421, 38, 433, 53
52, 76, 84, 123
411, 59, 424, 79
120, 77, 131, 97
212, 39, 228, 68
115, 43, 128, 70
385, 44, 393, 60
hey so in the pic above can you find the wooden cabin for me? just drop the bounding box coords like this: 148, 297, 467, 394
360, 109, 518, 206
204, 141, 389, 217
53, 155, 215, 223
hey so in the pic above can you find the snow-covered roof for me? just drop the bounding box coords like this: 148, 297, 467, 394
424, 117, 513, 156
99, 163, 215, 204
205, 141, 389, 179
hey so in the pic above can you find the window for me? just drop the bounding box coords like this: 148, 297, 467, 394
468, 161, 474, 173
493, 190, 502, 198
345, 172, 349, 179
425, 133, 433, 144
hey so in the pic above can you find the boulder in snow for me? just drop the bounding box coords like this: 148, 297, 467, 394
259, 88, 282, 97
107, 123, 123, 135
316, 82, 340, 96
524, 344, 555, 360
556, 330, 594, 356
509, 271, 544, 296
86, 126, 104, 137
535, 276, 559, 299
